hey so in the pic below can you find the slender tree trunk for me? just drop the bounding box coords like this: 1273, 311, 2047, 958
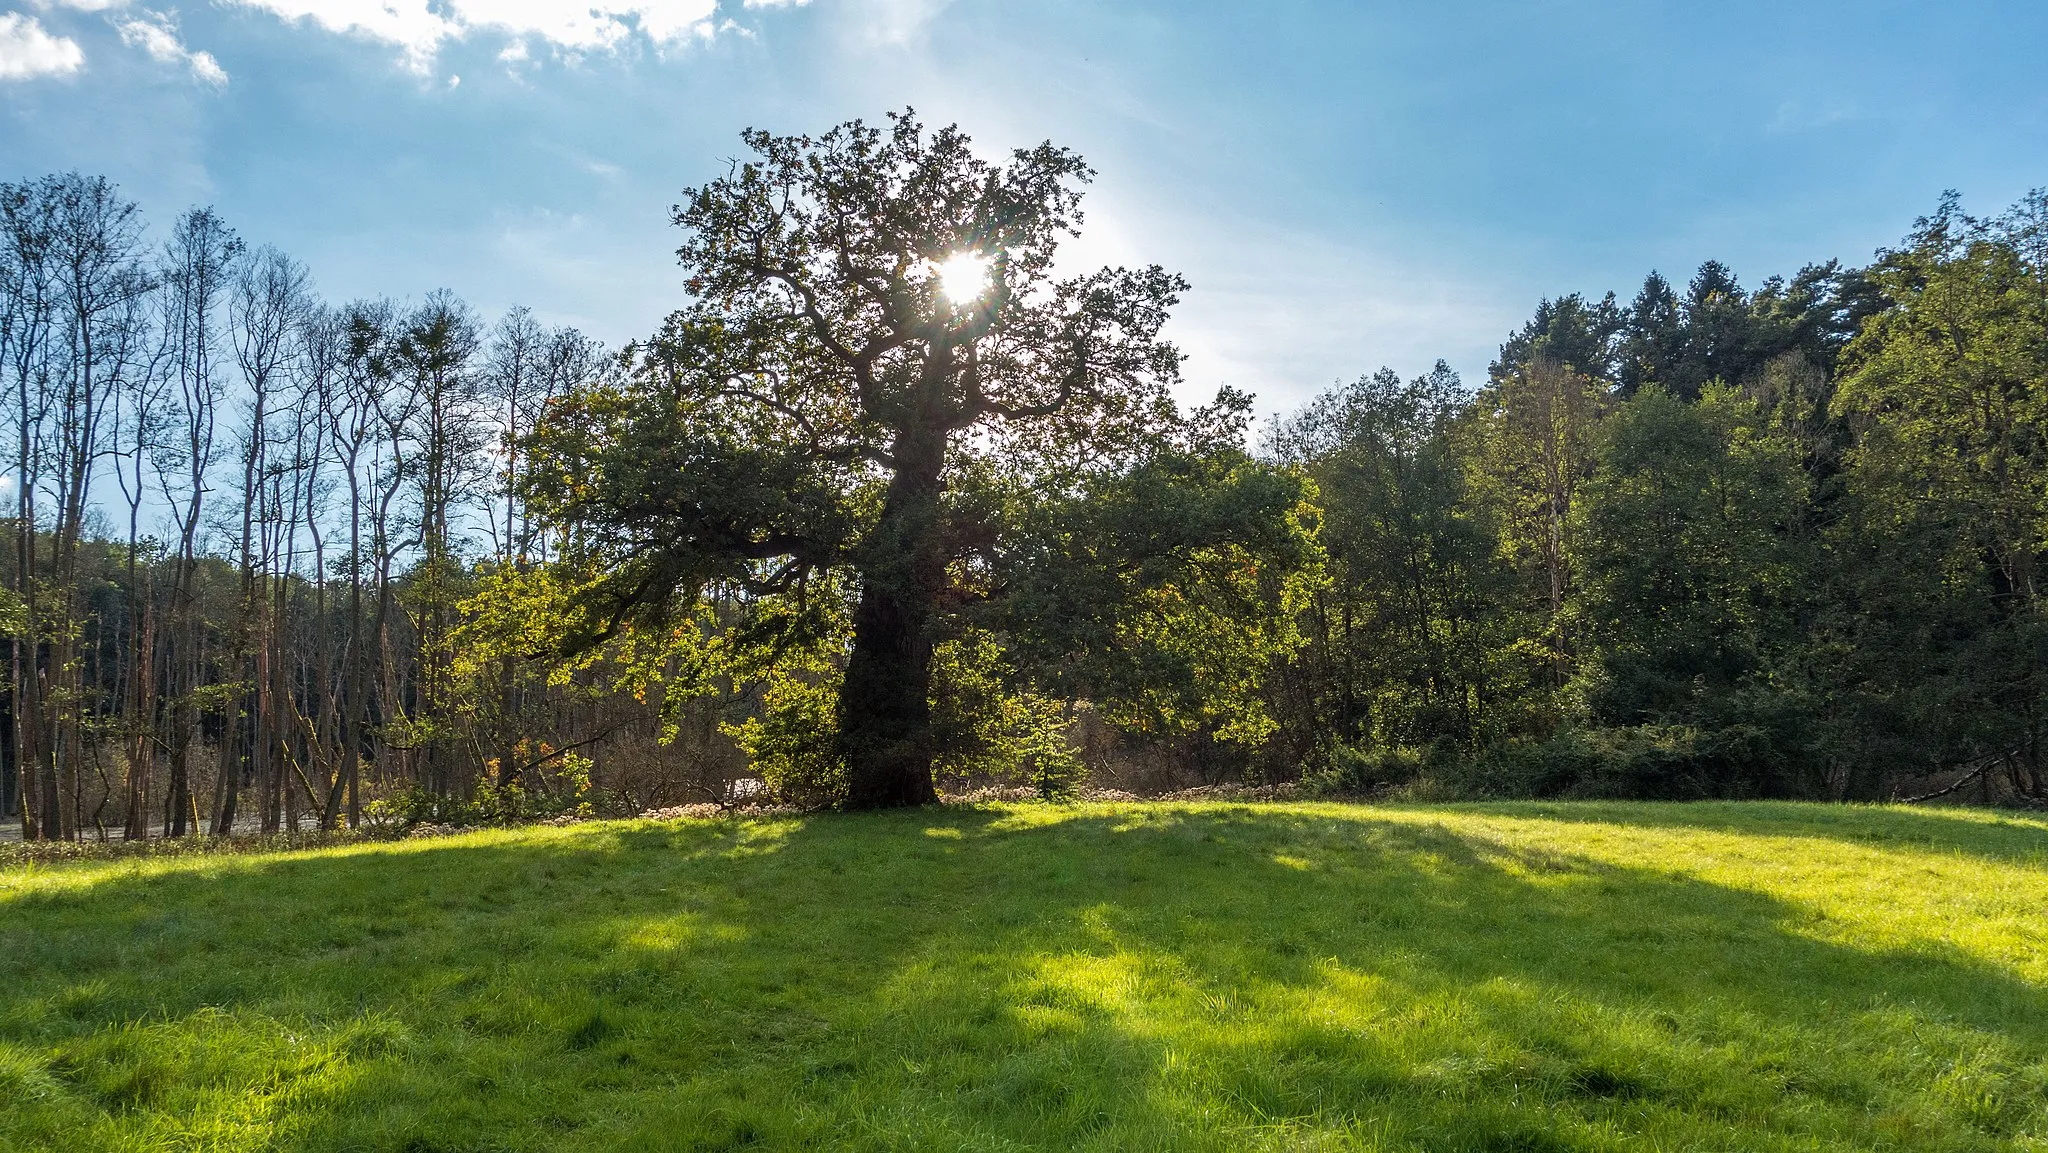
313, 554, 345, 829
211, 688, 243, 837
336, 520, 366, 829
121, 568, 156, 839
161, 550, 199, 838
14, 478, 45, 840
255, 595, 277, 834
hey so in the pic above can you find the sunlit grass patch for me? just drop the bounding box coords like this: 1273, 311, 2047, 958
2, 800, 2046, 1150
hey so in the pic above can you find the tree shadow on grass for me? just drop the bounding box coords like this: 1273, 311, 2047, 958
1, 805, 2045, 1152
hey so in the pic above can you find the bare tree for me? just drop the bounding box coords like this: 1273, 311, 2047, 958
393, 291, 482, 797
0, 179, 56, 834
151, 207, 240, 837
484, 307, 542, 566
215, 244, 308, 835
112, 269, 177, 837
293, 304, 349, 827
23, 175, 153, 840
325, 300, 398, 826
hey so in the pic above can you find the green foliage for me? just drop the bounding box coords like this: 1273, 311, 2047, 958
722, 633, 849, 808
1612, 261, 1878, 400
1429, 725, 1797, 800
0, 584, 26, 638
1299, 742, 1430, 796
363, 752, 601, 829
1278, 190, 2046, 802
472, 180, 2048, 806
1567, 385, 1818, 794
1269, 363, 1522, 761
929, 630, 1084, 798
454, 563, 617, 684
459, 560, 848, 794
1821, 193, 2048, 791
1465, 358, 1607, 699
1001, 448, 1324, 749
4, 802, 2047, 1150
513, 113, 1321, 806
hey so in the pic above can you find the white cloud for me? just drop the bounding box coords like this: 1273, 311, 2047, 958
0, 12, 85, 79
34, 0, 130, 12
223, 0, 722, 70
190, 47, 225, 83
118, 11, 228, 85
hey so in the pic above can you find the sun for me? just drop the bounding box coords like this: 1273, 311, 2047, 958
936, 250, 991, 306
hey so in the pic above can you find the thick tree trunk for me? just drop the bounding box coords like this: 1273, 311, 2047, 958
840, 581, 940, 808
838, 430, 946, 810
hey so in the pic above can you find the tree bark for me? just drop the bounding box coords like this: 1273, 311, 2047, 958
837, 426, 946, 809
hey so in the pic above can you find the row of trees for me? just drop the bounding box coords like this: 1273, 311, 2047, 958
5, 119, 2041, 833
0, 173, 610, 840
1271, 194, 2045, 800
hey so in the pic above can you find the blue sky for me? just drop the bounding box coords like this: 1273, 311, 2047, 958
5, 0, 2046, 414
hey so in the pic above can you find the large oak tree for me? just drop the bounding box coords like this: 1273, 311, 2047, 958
516, 113, 1317, 808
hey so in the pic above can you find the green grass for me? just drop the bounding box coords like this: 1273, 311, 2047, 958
4, 801, 2048, 1151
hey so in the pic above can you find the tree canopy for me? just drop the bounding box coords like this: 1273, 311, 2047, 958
510, 112, 1320, 808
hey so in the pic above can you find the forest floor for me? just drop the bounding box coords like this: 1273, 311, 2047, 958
1, 800, 2045, 1152
0, 814, 271, 844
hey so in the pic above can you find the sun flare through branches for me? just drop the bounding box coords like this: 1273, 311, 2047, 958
936, 250, 991, 306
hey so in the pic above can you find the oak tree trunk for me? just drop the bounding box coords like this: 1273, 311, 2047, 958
838, 427, 946, 809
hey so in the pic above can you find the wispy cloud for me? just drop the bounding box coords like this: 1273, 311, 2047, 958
13, 0, 924, 85
221, 0, 724, 71
0, 11, 85, 80
118, 10, 228, 85
853, 0, 949, 46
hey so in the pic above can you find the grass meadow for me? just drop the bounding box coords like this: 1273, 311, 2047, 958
2, 801, 2046, 1151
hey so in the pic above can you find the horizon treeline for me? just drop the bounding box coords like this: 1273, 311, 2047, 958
1267, 192, 2044, 802
1, 171, 2042, 840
